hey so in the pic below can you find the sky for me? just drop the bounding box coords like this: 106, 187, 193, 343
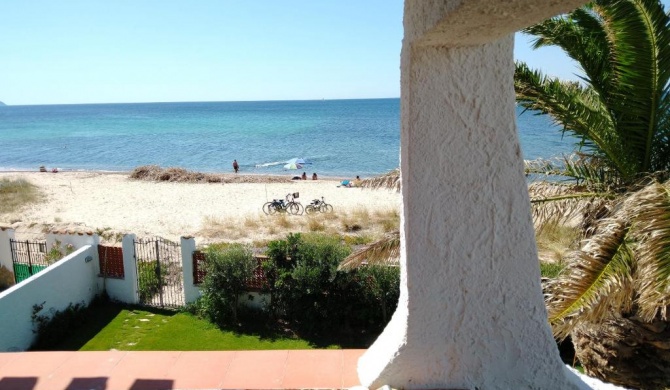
1, 1, 667, 106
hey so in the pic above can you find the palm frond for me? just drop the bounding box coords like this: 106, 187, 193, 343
520, 0, 670, 180
529, 181, 613, 229
627, 181, 670, 320
338, 231, 400, 271
545, 216, 635, 339
360, 168, 401, 192
515, 62, 633, 179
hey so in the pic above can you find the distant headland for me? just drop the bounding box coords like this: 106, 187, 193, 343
0, 101, 6, 106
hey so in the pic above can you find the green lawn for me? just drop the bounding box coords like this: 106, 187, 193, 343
43, 303, 331, 351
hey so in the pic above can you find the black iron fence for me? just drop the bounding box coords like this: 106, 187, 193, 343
10, 239, 49, 283
134, 237, 184, 308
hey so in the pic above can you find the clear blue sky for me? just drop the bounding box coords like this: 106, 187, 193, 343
1, 1, 667, 105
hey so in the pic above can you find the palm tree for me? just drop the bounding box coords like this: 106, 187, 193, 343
516, 0, 670, 387
516, 0, 670, 186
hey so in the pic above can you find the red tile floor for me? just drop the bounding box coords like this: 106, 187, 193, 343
0, 349, 365, 390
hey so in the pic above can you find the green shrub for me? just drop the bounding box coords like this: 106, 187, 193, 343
137, 260, 164, 302
44, 240, 75, 264
199, 244, 256, 325
30, 296, 109, 350
263, 233, 400, 336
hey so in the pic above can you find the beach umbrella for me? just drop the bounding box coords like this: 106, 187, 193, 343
283, 162, 303, 170
286, 157, 311, 165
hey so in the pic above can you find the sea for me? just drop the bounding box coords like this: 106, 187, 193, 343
0, 98, 574, 178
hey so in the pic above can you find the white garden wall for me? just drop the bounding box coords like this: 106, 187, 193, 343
102, 234, 138, 304
0, 245, 100, 352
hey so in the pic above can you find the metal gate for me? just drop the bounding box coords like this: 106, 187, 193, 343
133, 237, 184, 308
10, 239, 49, 283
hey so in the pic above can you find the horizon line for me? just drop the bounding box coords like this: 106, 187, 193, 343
1, 96, 401, 107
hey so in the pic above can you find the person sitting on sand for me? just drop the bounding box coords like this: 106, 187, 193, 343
302, 172, 307, 180
312, 173, 317, 180
232, 159, 239, 173
353, 175, 362, 187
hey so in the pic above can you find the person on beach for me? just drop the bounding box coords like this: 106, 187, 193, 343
312, 173, 318, 180
301, 172, 307, 180
232, 160, 239, 173
353, 175, 362, 187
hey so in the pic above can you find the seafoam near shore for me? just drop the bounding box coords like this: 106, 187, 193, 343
0, 171, 401, 244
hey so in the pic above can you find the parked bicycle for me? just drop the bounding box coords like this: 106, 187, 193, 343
263, 192, 304, 215
305, 196, 333, 214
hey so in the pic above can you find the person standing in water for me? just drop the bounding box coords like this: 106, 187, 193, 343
232, 160, 239, 173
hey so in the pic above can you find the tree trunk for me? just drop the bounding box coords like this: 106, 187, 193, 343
571, 315, 670, 390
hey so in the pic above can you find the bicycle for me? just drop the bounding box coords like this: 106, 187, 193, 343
263, 192, 303, 215
305, 196, 333, 214
284, 192, 304, 215
262, 198, 286, 215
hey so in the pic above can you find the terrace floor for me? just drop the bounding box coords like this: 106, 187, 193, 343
0, 349, 365, 390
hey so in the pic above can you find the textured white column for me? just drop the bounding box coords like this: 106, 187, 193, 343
121, 234, 139, 304
180, 236, 200, 304
0, 227, 16, 281
358, 2, 589, 388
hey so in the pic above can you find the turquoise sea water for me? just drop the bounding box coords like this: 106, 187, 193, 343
0, 98, 574, 177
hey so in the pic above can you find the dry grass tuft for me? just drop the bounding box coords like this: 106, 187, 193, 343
130, 165, 224, 183
274, 214, 293, 229
244, 217, 260, 229
0, 178, 42, 214
536, 222, 580, 264
307, 216, 326, 232
199, 216, 250, 240
129, 165, 290, 184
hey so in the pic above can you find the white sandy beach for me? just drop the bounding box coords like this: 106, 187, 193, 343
0, 171, 401, 244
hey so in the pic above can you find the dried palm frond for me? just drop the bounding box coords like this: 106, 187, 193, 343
360, 168, 401, 192
546, 179, 670, 337
338, 230, 400, 271
626, 181, 670, 320
545, 215, 635, 339
529, 181, 613, 230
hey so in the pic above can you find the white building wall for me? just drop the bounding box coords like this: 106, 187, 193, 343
0, 245, 100, 352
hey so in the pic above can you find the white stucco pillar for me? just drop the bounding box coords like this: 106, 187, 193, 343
358, 1, 589, 389
180, 236, 200, 304
121, 234, 139, 304
0, 227, 16, 279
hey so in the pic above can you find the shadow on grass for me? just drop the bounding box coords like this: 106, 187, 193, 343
31, 298, 124, 351
214, 309, 384, 349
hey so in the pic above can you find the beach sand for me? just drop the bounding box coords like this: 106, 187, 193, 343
0, 171, 401, 245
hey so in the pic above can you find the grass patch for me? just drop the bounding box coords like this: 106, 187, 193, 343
82, 309, 314, 351
540, 261, 565, 279
50, 303, 327, 351
0, 178, 41, 214
343, 234, 373, 246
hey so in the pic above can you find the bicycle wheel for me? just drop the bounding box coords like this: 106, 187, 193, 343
262, 202, 273, 215
287, 202, 300, 215
320, 203, 334, 213
305, 205, 317, 215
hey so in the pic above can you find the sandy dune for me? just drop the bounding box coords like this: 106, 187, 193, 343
1, 172, 401, 244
